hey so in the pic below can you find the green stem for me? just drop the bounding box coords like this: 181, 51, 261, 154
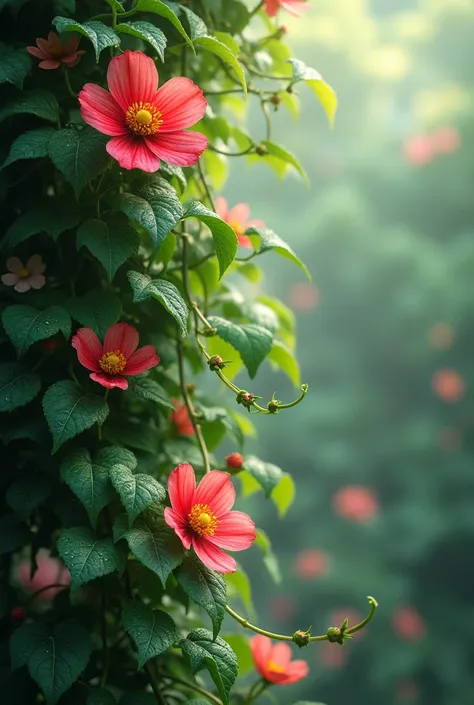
261, 97, 272, 141
245, 679, 268, 704
197, 158, 216, 211
144, 662, 167, 705
276, 384, 309, 410
249, 0, 264, 18
62, 66, 76, 99
346, 596, 379, 635
209, 144, 256, 157
157, 671, 223, 705
243, 62, 292, 81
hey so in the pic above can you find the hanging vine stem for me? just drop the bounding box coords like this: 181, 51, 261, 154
158, 670, 223, 705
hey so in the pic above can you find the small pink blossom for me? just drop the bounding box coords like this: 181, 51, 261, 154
250, 635, 309, 684
171, 397, 195, 436
1, 255, 46, 293
289, 283, 320, 311
432, 369, 464, 402
27, 31, 85, 70
403, 135, 434, 166
164, 463, 256, 573
333, 485, 379, 523
72, 322, 160, 390
78, 50, 208, 173
264, 0, 309, 17
295, 548, 330, 579
392, 606, 426, 641
16, 549, 70, 601
431, 126, 460, 154
215, 197, 264, 248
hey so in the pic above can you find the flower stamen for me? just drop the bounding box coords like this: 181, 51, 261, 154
267, 659, 285, 674
99, 349, 127, 375
125, 101, 163, 136
188, 503, 218, 537
18, 267, 30, 279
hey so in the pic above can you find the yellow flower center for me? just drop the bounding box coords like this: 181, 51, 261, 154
99, 350, 127, 375
188, 503, 218, 537
18, 267, 30, 279
125, 101, 163, 136
229, 220, 244, 238
267, 659, 285, 674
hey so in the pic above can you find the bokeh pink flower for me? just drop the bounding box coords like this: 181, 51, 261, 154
264, 0, 309, 17
27, 31, 85, 70
215, 197, 264, 248
164, 463, 256, 573
289, 282, 320, 311
1, 255, 46, 293
79, 50, 208, 172
16, 549, 70, 601
295, 548, 330, 579
250, 635, 309, 684
432, 369, 464, 402
333, 485, 379, 522
392, 606, 426, 641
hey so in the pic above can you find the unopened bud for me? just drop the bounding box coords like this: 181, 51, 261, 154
270, 95, 281, 107
208, 354, 225, 371
256, 144, 267, 156
279, 24, 287, 34
201, 327, 217, 337
327, 626, 343, 644
10, 606, 27, 623
226, 452, 244, 471
186, 383, 196, 395
293, 629, 310, 648
267, 399, 281, 414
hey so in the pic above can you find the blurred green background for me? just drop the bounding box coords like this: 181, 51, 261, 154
220, 0, 474, 703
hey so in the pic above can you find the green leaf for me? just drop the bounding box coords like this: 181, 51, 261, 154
245, 226, 310, 279
288, 57, 337, 128
133, 0, 192, 47
122, 601, 178, 668
105, 0, 124, 10
0, 514, 30, 554
271, 474, 295, 517
255, 528, 281, 583
60, 447, 116, 528
104, 419, 159, 454
97, 445, 138, 470
0, 362, 41, 412
0, 89, 59, 124
1, 127, 55, 170
42, 380, 109, 453
119, 511, 184, 587
224, 569, 254, 616
10, 619, 91, 705
110, 464, 165, 526
176, 556, 227, 639
57, 526, 126, 590
181, 5, 208, 38
244, 456, 283, 497
53, 17, 120, 61
87, 689, 117, 705
77, 218, 139, 281
0, 45, 31, 88
120, 179, 183, 252
116, 21, 167, 60
213, 31, 240, 56
194, 35, 246, 95
181, 629, 238, 705
65, 290, 122, 339
2, 201, 81, 249
2, 305, 71, 356
127, 271, 188, 337
221, 634, 253, 675
206, 316, 273, 378
6, 475, 51, 520
268, 340, 300, 386
184, 201, 238, 278
259, 139, 308, 184
128, 376, 174, 409
48, 128, 109, 198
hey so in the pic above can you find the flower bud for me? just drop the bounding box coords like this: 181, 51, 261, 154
208, 354, 225, 371
327, 626, 343, 644
186, 383, 196, 395
201, 327, 217, 337
10, 606, 27, 623
236, 390, 257, 410
267, 398, 281, 414
293, 629, 310, 648
271, 95, 281, 108
256, 144, 267, 156
226, 452, 244, 471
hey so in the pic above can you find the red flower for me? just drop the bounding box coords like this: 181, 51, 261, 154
403, 135, 434, 166
333, 485, 378, 523
171, 398, 195, 436
264, 0, 309, 17
295, 548, 330, 579
431, 126, 460, 154
392, 607, 426, 641
78, 50, 208, 173
215, 197, 264, 248
16, 549, 70, 601
72, 322, 159, 390
432, 369, 464, 402
226, 452, 244, 470
27, 31, 85, 70
250, 635, 309, 685
164, 463, 256, 573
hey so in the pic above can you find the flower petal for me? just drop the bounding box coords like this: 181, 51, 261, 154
103, 322, 139, 357
14, 280, 31, 293
228, 203, 250, 224
47, 31, 60, 45
264, 0, 279, 16
192, 537, 236, 573
90, 372, 128, 389
153, 77, 207, 132
278, 659, 309, 684
63, 35, 79, 53
71, 328, 102, 372
38, 60, 61, 70
269, 642, 292, 669
37, 37, 54, 54
27, 46, 49, 59
79, 84, 127, 137
215, 196, 228, 221
1, 273, 19, 286
145, 130, 208, 167
208, 510, 256, 550
106, 136, 160, 172
250, 635, 273, 677
26, 254, 45, 275
194, 471, 235, 517
164, 507, 192, 549
280, 0, 310, 15
125, 345, 160, 375
238, 235, 252, 248
61, 53, 83, 65
107, 50, 158, 111
6, 257, 23, 274
28, 274, 46, 290
167, 463, 196, 519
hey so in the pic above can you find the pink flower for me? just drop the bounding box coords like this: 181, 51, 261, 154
333, 485, 378, 523
432, 369, 464, 402
1, 255, 46, 293
27, 31, 85, 70
295, 548, 330, 579
171, 398, 195, 436
392, 607, 426, 641
215, 197, 264, 248
264, 0, 309, 17
71, 322, 160, 390
431, 126, 460, 154
78, 50, 208, 173
250, 635, 309, 685
16, 549, 70, 601
164, 463, 256, 573
289, 283, 320, 312
403, 135, 434, 166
